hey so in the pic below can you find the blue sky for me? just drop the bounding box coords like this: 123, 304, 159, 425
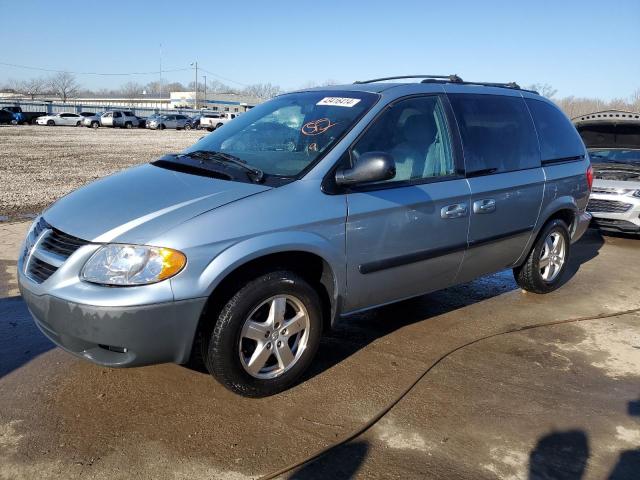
0, 0, 638, 100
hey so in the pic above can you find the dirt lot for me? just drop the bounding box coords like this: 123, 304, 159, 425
0, 125, 202, 218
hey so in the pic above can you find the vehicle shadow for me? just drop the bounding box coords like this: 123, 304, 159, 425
303, 229, 604, 383
287, 441, 369, 480
0, 295, 54, 379
528, 399, 640, 480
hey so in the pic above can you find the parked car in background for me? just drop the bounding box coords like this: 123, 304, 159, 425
2, 106, 47, 125
146, 114, 192, 130
199, 112, 238, 131
574, 110, 640, 234
79, 111, 96, 119
0, 108, 15, 124
18, 77, 593, 397
82, 113, 102, 128
36, 112, 84, 126
100, 110, 139, 129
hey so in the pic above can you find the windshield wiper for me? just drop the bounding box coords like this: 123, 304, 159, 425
179, 150, 264, 182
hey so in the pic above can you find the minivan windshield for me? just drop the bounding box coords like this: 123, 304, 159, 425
183, 90, 378, 178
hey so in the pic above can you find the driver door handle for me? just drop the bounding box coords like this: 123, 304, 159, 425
441, 203, 469, 219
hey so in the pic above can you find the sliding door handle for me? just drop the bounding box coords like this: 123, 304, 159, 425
473, 199, 496, 214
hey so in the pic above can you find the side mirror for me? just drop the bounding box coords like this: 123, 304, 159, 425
335, 152, 396, 186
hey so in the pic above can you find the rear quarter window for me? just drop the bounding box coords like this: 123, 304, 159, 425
449, 93, 540, 174
525, 98, 585, 162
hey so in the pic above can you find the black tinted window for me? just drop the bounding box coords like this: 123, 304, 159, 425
449, 94, 540, 174
113, 112, 122, 118
352, 96, 455, 182
526, 99, 584, 161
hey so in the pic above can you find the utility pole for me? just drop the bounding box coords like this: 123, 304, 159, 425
159, 43, 163, 108
203, 75, 207, 109
190, 61, 198, 109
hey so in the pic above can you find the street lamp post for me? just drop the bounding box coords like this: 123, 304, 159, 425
203, 75, 207, 109
190, 61, 198, 109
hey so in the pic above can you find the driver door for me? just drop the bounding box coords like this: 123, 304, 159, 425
343, 95, 470, 312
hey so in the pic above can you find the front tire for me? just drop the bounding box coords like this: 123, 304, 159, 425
202, 271, 323, 397
514, 219, 571, 294
47, 120, 55, 126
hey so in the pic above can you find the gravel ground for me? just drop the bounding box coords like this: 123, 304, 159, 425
0, 125, 203, 219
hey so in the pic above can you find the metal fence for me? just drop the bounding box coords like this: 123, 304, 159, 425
0, 99, 202, 117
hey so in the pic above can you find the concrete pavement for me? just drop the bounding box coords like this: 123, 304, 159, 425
1, 222, 639, 479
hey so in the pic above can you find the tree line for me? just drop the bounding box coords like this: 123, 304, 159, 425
2, 72, 284, 102
3, 75, 639, 118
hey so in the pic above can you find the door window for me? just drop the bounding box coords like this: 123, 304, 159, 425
351, 96, 455, 183
448, 94, 540, 174
113, 112, 122, 118
525, 98, 585, 162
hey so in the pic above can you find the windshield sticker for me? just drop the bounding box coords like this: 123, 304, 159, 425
301, 118, 337, 136
316, 97, 361, 108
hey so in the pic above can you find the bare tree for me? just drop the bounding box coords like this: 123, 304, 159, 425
526, 83, 558, 99
629, 88, 640, 111
242, 83, 282, 100
48, 72, 80, 102
120, 81, 143, 103
18, 77, 48, 100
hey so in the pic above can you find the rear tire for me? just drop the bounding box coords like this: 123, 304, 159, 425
76, 121, 81, 126
201, 271, 323, 397
125, 122, 132, 129
159, 124, 165, 130
91, 121, 99, 129
216, 122, 224, 129
184, 123, 192, 130
514, 219, 571, 294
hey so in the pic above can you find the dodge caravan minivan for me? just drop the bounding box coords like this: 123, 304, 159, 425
18, 75, 592, 397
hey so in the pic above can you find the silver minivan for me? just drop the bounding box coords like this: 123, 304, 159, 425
18, 76, 592, 396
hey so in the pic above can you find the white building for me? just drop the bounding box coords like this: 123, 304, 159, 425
169, 91, 260, 111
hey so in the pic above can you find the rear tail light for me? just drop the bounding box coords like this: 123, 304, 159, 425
586, 164, 594, 191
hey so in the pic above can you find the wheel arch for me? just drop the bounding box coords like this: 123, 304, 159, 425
515, 197, 579, 266
191, 234, 344, 343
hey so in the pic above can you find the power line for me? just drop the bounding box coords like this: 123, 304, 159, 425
199, 67, 250, 87
0, 61, 190, 76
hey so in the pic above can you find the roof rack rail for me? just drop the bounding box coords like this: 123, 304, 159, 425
352, 75, 538, 94
354, 74, 463, 84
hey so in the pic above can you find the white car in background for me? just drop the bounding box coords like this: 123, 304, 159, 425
574, 110, 640, 235
36, 112, 84, 126
199, 112, 238, 131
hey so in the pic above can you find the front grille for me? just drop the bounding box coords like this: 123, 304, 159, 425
591, 187, 620, 195
25, 221, 89, 284
40, 228, 88, 257
27, 257, 58, 283
587, 199, 633, 213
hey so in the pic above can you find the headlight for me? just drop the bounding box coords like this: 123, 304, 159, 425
82, 245, 186, 286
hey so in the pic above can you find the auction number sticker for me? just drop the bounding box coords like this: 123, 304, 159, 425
316, 97, 361, 107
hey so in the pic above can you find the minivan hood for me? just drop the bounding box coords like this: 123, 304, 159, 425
43, 163, 271, 243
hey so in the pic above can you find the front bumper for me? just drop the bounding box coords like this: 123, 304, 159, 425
17, 235, 207, 367
20, 286, 206, 367
587, 192, 640, 234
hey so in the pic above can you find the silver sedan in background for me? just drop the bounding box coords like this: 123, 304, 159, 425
146, 114, 193, 130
